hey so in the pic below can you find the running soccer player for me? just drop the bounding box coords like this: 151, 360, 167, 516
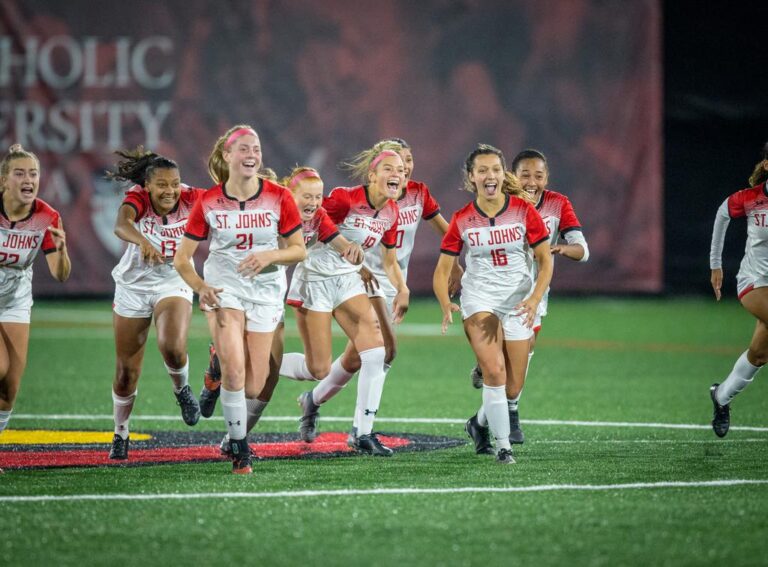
0, 144, 71, 472
174, 125, 306, 474
709, 141, 768, 437
434, 144, 552, 464
284, 146, 409, 456
106, 148, 204, 460
469, 149, 589, 444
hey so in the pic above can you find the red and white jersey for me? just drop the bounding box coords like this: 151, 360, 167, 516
298, 185, 399, 281
535, 189, 581, 246
365, 180, 440, 293
441, 194, 549, 309
184, 180, 302, 302
0, 198, 60, 301
713, 184, 768, 285
292, 207, 341, 281
111, 184, 204, 292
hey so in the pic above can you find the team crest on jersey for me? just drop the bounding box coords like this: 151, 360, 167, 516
90, 173, 126, 257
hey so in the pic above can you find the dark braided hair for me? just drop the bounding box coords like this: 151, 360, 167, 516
106, 146, 178, 186
748, 141, 768, 187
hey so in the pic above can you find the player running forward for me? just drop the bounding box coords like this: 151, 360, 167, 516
0, 144, 71, 473
215, 166, 364, 454
434, 144, 552, 464
106, 148, 204, 460
329, 138, 462, 447
282, 147, 409, 456
469, 149, 589, 444
709, 141, 768, 437
174, 125, 306, 474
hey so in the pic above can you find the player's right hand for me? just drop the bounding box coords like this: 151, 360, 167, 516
440, 303, 460, 335
359, 266, 379, 294
198, 283, 224, 310
139, 239, 164, 266
711, 268, 723, 301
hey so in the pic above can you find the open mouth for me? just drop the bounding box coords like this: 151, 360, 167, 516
242, 160, 258, 171
484, 181, 498, 196
386, 178, 400, 195
20, 186, 35, 197
302, 206, 317, 218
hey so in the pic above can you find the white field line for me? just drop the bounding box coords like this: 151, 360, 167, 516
10, 414, 768, 433
2, 479, 767, 504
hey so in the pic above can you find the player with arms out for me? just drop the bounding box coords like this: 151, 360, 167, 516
469, 149, 589, 444
174, 125, 306, 474
709, 141, 768, 437
0, 144, 70, 472
434, 144, 552, 464
106, 148, 204, 460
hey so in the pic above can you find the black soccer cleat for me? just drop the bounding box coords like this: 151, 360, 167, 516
108, 434, 129, 460
465, 415, 494, 455
470, 365, 483, 389
356, 433, 394, 456
496, 447, 516, 465
175, 384, 201, 426
199, 343, 221, 418
229, 438, 253, 474
297, 391, 320, 443
710, 383, 731, 438
508, 408, 525, 444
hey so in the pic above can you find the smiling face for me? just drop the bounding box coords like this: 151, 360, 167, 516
2, 157, 40, 208
398, 147, 414, 184
515, 157, 548, 201
292, 177, 324, 221
223, 134, 262, 179
146, 167, 181, 214
368, 154, 406, 202
469, 153, 505, 202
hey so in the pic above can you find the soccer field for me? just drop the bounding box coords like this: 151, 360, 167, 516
1, 297, 767, 566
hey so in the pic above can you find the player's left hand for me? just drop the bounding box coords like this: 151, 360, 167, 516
448, 263, 464, 297
514, 296, 540, 329
341, 242, 364, 265
440, 303, 460, 335
238, 251, 275, 277
47, 221, 66, 251
392, 289, 410, 324
359, 266, 379, 294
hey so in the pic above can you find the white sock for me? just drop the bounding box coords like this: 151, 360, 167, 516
246, 398, 269, 433
716, 351, 762, 405
220, 387, 247, 440
280, 353, 319, 381
0, 409, 11, 435
112, 390, 137, 440
355, 347, 386, 436
477, 405, 488, 427
483, 385, 511, 450
507, 393, 521, 412
165, 357, 189, 392
352, 362, 388, 429
313, 358, 357, 406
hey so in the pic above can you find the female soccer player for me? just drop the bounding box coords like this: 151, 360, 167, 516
329, 138, 462, 447
709, 141, 768, 437
283, 148, 409, 456
469, 149, 589, 444
106, 148, 204, 460
434, 144, 552, 464
0, 144, 70, 470
174, 125, 306, 474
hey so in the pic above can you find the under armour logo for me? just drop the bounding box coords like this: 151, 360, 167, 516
364, 409, 378, 416
227, 420, 242, 426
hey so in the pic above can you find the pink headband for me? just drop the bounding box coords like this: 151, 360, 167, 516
224, 128, 258, 148
288, 169, 320, 189
369, 150, 400, 171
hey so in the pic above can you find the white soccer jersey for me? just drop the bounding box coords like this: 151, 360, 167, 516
184, 180, 302, 303
296, 185, 399, 281
710, 182, 768, 298
364, 180, 440, 295
111, 185, 204, 293
0, 198, 60, 305
291, 206, 341, 282
441, 194, 549, 310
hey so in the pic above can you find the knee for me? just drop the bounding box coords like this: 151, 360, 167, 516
747, 347, 768, 367
158, 341, 186, 368
114, 364, 141, 389
307, 360, 331, 380
342, 352, 362, 373
481, 363, 506, 387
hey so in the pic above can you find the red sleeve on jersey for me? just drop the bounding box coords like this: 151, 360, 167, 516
41, 211, 60, 254
558, 197, 582, 233
440, 214, 463, 256
322, 188, 352, 224
420, 184, 441, 220
381, 204, 400, 248
183, 195, 210, 241
316, 208, 340, 243
122, 187, 148, 219
278, 188, 302, 237
525, 205, 549, 247
727, 190, 748, 218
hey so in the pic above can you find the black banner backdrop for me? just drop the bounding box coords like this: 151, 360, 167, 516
0, 0, 662, 295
